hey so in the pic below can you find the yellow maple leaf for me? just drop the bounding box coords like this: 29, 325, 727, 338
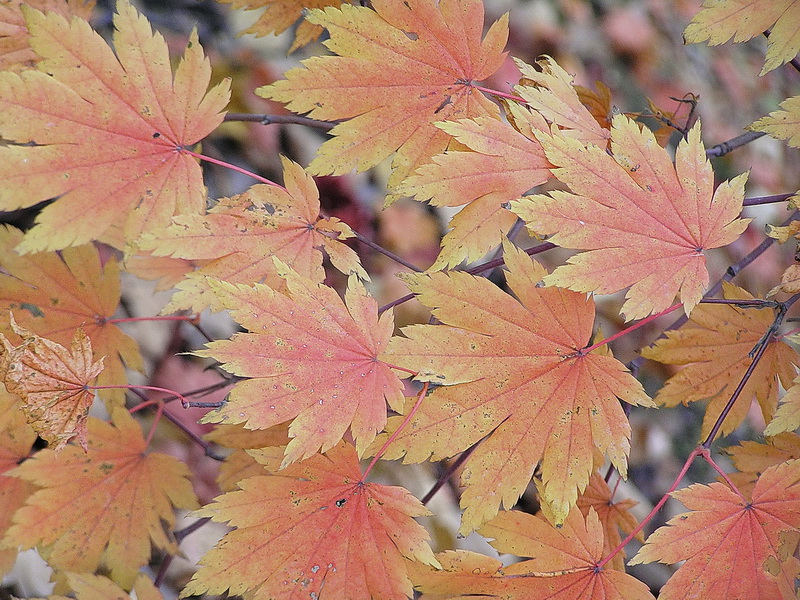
642, 282, 799, 439
4, 410, 198, 589
684, 0, 800, 75
380, 241, 652, 531
260, 0, 508, 194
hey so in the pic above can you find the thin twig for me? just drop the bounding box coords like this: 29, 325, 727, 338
701, 293, 800, 446
351, 229, 424, 273
224, 112, 336, 131
421, 440, 481, 506
743, 193, 795, 206
705, 130, 766, 157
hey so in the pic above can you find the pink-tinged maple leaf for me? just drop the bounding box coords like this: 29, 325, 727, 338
630, 460, 800, 600
512, 116, 748, 321
197, 261, 405, 465
182, 441, 438, 600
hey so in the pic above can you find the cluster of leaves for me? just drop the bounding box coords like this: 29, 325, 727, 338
0, 0, 799, 599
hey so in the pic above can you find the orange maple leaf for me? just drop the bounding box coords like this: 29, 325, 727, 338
0, 317, 103, 451
380, 242, 652, 531
0, 226, 142, 404
61, 572, 163, 600
260, 0, 508, 194
204, 423, 289, 492
0, 0, 230, 252
197, 261, 405, 465
514, 56, 611, 147
3, 410, 198, 589
182, 441, 438, 600
751, 95, 800, 148
630, 460, 800, 600
725, 433, 800, 496
0, 0, 94, 71
512, 116, 749, 321
684, 0, 800, 75
410, 508, 655, 600
576, 473, 642, 572
140, 157, 367, 313
0, 388, 37, 576
641, 282, 799, 439
400, 116, 551, 269
218, 0, 346, 53
400, 56, 614, 269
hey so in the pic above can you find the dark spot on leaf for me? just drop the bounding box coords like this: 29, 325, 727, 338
335, 498, 346, 507
152, 132, 161, 138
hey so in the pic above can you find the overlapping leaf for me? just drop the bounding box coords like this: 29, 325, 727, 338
684, 0, 800, 75
575, 473, 642, 572
380, 242, 652, 531
0, 388, 37, 576
218, 0, 346, 52
3, 410, 198, 589
641, 282, 799, 439
751, 95, 800, 148
401, 116, 550, 268
61, 573, 163, 600
182, 441, 438, 600
198, 261, 405, 465
401, 56, 612, 269
410, 508, 655, 600
513, 56, 611, 147
260, 0, 508, 193
765, 376, 800, 436
725, 433, 800, 496
0, 226, 142, 404
0, 318, 103, 451
141, 157, 366, 313
204, 423, 289, 492
512, 116, 749, 321
0, 0, 230, 252
0, 0, 94, 71
630, 460, 800, 599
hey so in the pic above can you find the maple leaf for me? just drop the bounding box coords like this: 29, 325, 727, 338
512, 116, 749, 321
0, 317, 103, 451
218, 0, 346, 53
765, 376, 800, 436
2, 410, 198, 589
410, 507, 655, 600
204, 423, 289, 492
182, 441, 438, 600
0, 0, 94, 71
62, 572, 163, 600
0, 0, 230, 252
0, 226, 142, 404
380, 241, 652, 530
630, 460, 800, 599
260, 0, 508, 194
514, 56, 611, 147
684, 0, 800, 75
641, 282, 799, 439
197, 261, 405, 465
140, 157, 367, 313
575, 473, 642, 572
724, 433, 800, 496
0, 387, 37, 576
750, 95, 800, 148
400, 116, 551, 269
